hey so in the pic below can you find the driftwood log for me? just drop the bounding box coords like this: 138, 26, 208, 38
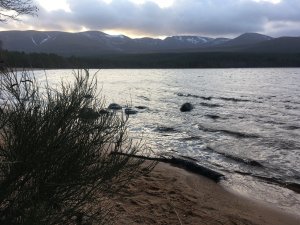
110, 152, 224, 182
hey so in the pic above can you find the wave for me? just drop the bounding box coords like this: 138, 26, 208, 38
137, 95, 150, 101
282, 100, 300, 105
251, 175, 300, 194
222, 153, 263, 167
205, 114, 221, 120
201, 147, 300, 193
231, 172, 300, 194
218, 97, 250, 102
262, 139, 299, 150
200, 102, 221, 108
176, 93, 212, 100
264, 120, 286, 125
205, 146, 263, 167
179, 136, 202, 141
285, 105, 299, 110
176, 93, 253, 103
154, 126, 178, 133
283, 125, 300, 130
198, 125, 260, 138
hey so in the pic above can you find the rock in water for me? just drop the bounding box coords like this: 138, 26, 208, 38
155, 126, 177, 133
108, 103, 122, 110
79, 107, 99, 120
180, 103, 194, 112
99, 109, 110, 115
135, 106, 148, 110
125, 108, 138, 115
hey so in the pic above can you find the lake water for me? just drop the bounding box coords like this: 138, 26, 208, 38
35, 68, 300, 215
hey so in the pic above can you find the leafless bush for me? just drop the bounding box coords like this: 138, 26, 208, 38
0, 0, 38, 22
0, 68, 155, 224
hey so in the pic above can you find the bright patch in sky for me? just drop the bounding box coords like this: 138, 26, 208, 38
131, 0, 174, 8
37, 0, 280, 12
103, 0, 174, 8
37, 0, 71, 12
254, 0, 281, 3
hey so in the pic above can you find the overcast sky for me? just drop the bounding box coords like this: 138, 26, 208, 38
0, 0, 299, 38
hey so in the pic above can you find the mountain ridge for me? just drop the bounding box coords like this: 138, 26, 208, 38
0, 30, 299, 56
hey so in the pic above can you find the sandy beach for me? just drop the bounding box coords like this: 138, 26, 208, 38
111, 162, 299, 225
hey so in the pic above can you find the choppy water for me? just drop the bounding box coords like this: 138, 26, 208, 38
36, 68, 300, 215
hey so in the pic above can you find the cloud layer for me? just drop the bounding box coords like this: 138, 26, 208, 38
1, 0, 300, 37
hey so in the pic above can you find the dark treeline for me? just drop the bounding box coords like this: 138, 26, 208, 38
1, 50, 300, 68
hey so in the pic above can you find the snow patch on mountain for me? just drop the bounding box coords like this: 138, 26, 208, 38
186, 37, 212, 44
31, 34, 53, 46
40, 34, 52, 45
106, 34, 125, 39
31, 37, 38, 46
174, 36, 183, 41
186, 37, 200, 44
170, 36, 214, 45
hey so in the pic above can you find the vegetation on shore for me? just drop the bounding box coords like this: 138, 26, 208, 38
0, 68, 156, 224
0, 3, 156, 224
2, 50, 300, 69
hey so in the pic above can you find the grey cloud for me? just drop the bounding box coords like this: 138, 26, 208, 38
4, 0, 300, 37
265, 20, 300, 37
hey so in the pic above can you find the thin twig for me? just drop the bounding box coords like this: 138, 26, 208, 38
165, 194, 183, 225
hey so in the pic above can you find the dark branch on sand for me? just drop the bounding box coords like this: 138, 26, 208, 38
110, 152, 225, 182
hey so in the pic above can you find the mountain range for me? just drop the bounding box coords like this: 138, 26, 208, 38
0, 30, 300, 56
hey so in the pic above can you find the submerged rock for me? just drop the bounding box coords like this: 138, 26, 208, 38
79, 107, 99, 120
205, 114, 220, 120
83, 94, 93, 99
135, 106, 148, 110
180, 103, 194, 112
155, 126, 177, 133
99, 109, 110, 115
108, 103, 122, 110
125, 108, 138, 115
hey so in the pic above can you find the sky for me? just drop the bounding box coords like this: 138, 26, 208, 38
0, 0, 299, 38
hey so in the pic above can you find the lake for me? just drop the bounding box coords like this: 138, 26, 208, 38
35, 68, 300, 215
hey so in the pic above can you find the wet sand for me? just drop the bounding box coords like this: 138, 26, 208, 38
111, 162, 299, 225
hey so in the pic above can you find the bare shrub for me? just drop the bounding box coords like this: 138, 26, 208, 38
0, 68, 155, 224
0, 0, 38, 22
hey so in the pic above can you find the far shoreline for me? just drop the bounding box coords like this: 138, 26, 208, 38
10, 67, 300, 70
2, 50, 300, 69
